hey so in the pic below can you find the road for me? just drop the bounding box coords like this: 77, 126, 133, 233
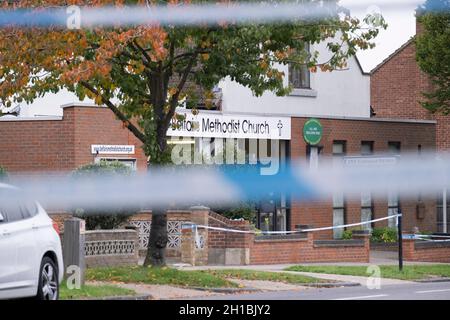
188, 281, 450, 300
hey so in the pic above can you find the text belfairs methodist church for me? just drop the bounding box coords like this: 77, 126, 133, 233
166, 110, 291, 140
171, 114, 270, 135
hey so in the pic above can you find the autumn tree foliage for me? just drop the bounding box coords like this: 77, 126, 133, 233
0, 0, 385, 266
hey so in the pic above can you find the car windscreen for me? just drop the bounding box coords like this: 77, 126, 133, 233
0, 188, 38, 223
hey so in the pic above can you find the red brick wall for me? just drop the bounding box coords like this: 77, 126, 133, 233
370, 30, 450, 152
290, 117, 437, 237
403, 239, 450, 263
207, 211, 369, 264
71, 106, 147, 171
250, 233, 370, 264
0, 105, 148, 174
370, 41, 434, 121
0, 110, 75, 173
208, 212, 252, 249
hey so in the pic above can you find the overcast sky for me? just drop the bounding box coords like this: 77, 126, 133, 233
17, 0, 423, 117
343, 0, 421, 72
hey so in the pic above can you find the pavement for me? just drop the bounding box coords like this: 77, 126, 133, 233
91, 252, 450, 300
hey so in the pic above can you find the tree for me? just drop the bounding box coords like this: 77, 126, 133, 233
416, 0, 450, 114
72, 161, 138, 230
0, 0, 385, 266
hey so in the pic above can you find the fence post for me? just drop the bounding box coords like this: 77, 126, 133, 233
62, 218, 86, 285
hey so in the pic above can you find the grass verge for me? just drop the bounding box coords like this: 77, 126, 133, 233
285, 264, 450, 281
86, 266, 238, 288
59, 283, 135, 300
203, 269, 330, 284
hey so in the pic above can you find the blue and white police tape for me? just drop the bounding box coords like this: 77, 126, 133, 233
4, 152, 450, 211
0, 1, 444, 28
406, 234, 450, 242
181, 214, 403, 235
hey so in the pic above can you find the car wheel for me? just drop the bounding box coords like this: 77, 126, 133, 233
36, 256, 59, 300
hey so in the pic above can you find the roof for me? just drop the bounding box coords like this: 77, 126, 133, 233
0, 115, 62, 122
370, 37, 415, 74
354, 55, 370, 76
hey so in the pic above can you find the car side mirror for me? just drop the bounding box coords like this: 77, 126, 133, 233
0, 213, 4, 222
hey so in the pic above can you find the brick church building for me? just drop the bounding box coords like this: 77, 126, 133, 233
0, 18, 447, 242
371, 20, 450, 233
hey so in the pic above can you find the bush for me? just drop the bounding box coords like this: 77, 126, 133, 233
72, 161, 138, 230
371, 227, 398, 243
212, 202, 257, 224
342, 230, 353, 240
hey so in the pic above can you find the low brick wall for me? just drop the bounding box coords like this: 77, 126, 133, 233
205, 212, 369, 265
403, 239, 450, 263
84, 229, 139, 268
50, 210, 191, 261
250, 233, 370, 264
370, 242, 398, 251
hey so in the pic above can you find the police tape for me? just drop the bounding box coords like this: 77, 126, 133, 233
0, 1, 432, 28
182, 213, 402, 235
410, 234, 450, 242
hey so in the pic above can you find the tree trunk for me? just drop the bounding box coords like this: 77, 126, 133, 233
144, 117, 171, 267
144, 207, 168, 266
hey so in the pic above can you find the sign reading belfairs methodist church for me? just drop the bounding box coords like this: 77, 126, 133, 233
167, 110, 291, 140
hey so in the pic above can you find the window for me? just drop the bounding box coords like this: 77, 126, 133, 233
361, 191, 373, 230
387, 142, 400, 228
388, 142, 401, 155
332, 140, 346, 238
437, 191, 450, 233
388, 192, 399, 228
332, 140, 346, 156
361, 141, 374, 155
0, 189, 37, 223
333, 191, 345, 239
288, 43, 311, 89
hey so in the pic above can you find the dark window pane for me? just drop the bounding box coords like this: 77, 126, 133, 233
288, 43, 311, 89
361, 141, 374, 155
388, 142, 401, 155
332, 141, 346, 156
0, 189, 37, 222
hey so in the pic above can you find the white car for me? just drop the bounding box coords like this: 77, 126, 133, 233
0, 183, 64, 300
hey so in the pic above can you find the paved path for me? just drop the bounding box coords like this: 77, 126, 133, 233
187, 281, 450, 300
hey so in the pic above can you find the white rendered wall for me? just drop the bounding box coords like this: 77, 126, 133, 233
219, 42, 371, 118
16, 44, 370, 119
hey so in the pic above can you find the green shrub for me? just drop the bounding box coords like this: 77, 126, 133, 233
342, 230, 353, 240
72, 161, 138, 230
212, 202, 257, 224
371, 227, 398, 243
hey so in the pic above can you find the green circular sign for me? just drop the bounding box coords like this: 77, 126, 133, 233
303, 118, 323, 145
